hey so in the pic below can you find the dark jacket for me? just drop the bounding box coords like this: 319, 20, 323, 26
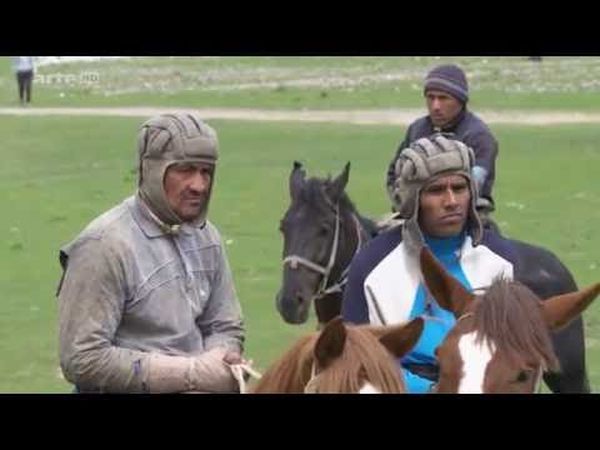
386, 108, 498, 207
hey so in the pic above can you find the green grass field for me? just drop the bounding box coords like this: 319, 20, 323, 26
4, 56, 600, 110
1, 114, 599, 392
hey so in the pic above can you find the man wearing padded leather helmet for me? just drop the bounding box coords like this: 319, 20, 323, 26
343, 134, 516, 393
57, 112, 245, 393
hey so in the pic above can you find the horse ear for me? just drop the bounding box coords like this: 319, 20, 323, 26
327, 162, 350, 203
420, 247, 474, 317
541, 283, 600, 330
314, 316, 347, 368
290, 161, 306, 200
377, 317, 424, 358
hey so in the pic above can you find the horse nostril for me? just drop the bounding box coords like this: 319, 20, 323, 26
295, 292, 306, 305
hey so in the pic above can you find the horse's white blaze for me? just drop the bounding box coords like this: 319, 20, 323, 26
457, 332, 495, 393
359, 382, 381, 394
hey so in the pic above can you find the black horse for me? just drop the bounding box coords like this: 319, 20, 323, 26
276, 161, 378, 326
276, 161, 590, 393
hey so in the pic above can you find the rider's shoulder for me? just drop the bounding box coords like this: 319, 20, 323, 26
479, 227, 519, 262
462, 111, 495, 137
407, 115, 433, 135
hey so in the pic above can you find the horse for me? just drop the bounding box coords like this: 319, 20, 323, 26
419, 246, 600, 393
276, 161, 378, 327
276, 161, 592, 393
251, 316, 424, 393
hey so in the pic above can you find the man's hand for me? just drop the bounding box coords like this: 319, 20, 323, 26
189, 347, 239, 393
222, 350, 243, 365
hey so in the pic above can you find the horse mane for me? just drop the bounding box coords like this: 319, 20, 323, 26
251, 334, 316, 393
472, 279, 559, 372
299, 177, 356, 213
356, 214, 379, 238
251, 325, 406, 393
313, 326, 405, 393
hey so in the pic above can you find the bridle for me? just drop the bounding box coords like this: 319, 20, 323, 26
282, 199, 366, 301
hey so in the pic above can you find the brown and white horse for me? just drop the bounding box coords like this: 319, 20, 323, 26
419, 247, 600, 393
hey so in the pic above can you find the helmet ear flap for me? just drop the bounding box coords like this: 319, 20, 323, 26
137, 127, 149, 186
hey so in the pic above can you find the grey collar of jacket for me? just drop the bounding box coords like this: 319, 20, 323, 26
130, 194, 206, 239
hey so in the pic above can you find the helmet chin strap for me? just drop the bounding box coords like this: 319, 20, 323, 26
139, 193, 183, 234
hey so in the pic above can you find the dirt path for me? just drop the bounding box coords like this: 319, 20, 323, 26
2, 106, 600, 125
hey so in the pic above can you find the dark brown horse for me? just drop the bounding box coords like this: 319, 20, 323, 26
276, 161, 378, 326
252, 316, 423, 393
419, 247, 600, 393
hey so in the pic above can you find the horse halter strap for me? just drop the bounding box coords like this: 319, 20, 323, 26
282, 203, 364, 301
320, 212, 365, 297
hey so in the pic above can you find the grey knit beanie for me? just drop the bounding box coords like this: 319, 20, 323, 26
424, 64, 469, 104
391, 133, 482, 253
137, 112, 219, 227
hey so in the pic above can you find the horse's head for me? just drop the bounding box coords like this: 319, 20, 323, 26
420, 247, 600, 393
276, 161, 357, 324
252, 316, 424, 393
307, 316, 424, 393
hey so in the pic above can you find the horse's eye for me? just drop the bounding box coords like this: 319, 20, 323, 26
516, 371, 529, 383
319, 223, 331, 235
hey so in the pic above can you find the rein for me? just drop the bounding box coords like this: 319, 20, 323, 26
228, 362, 263, 394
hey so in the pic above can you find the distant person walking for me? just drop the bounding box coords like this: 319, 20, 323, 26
12, 57, 35, 106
